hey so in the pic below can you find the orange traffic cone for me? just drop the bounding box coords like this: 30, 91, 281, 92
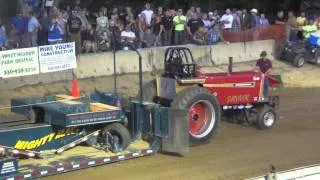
71, 78, 79, 97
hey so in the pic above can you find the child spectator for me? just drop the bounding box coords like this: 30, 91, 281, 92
97, 29, 111, 52
83, 29, 97, 53
48, 17, 63, 44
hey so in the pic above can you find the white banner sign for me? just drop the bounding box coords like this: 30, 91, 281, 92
0, 47, 39, 78
39, 42, 77, 73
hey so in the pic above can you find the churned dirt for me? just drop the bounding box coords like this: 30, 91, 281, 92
0, 59, 320, 180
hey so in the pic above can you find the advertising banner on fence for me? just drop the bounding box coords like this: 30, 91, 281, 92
0, 47, 39, 78
39, 42, 77, 73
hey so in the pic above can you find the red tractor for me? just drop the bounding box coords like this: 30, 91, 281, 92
141, 47, 281, 146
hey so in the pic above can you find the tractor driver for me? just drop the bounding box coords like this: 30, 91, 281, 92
256, 51, 272, 100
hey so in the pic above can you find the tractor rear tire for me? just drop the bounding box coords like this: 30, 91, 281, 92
293, 54, 305, 67
256, 106, 277, 130
139, 80, 157, 102
102, 123, 131, 150
171, 86, 220, 146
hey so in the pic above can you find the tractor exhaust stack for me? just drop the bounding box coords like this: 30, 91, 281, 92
228, 57, 233, 74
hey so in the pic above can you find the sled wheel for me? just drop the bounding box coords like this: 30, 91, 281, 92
29, 107, 44, 124
256, 106, 277, 130
171, 87, 221, 146
102, 123, 131, 151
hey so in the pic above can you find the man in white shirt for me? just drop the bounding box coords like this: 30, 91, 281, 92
121, 25, 136, 45
220, 9, 233, 30
141, 3, 154, 27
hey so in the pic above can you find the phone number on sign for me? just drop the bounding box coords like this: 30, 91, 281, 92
3, 67, 37, 76
47, 64, 71, 71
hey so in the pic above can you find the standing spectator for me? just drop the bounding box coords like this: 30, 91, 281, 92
258, 13, 270, 28
250, 9, 260, 28
27, 12, 40, 47
213, 10, 220, 20
241, 9, 251, 30
121, 24, 136, 47
157, 6, 165, 17
39, 12, 49, 45
189, 7, 195, 13
152, 15, 164, 46
141, 3, 154, 28
208, 12, 217, 27
67, 9, 82, 54
57, 11, 68, 43
202, 13, 213, 30
48, 17, 63, 44
127, 14, 138, 37
173, 9, 186, 45
111, 14, 124, 31
274, 10, 286, 25
287, 11, 298, 41
187, 13, 204, 38
10, 13, 27, 48
142, 28, 156, 48
207, 24, 229, 45
297, 12, 307, 27
231, 10, 241, 32
109, 7, 119, 19
0, 19, 7, 50
162, 10, 173, 46
192, 27, 207, 45
83, 28, 97, 53
108, 20, 121, 49
138, 13, 147, 47
96, 11, 108, 33
195, 7, 202, 18
73, 0, 82, 11
220, 9, 233, 31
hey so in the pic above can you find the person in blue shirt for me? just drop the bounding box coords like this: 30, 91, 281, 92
27, 12, 40, 47
207, 24, 229, 45
258, 13, 269, 28
0, 19, 7, 50
48, 18, 63, 44
250, 9, 260, 28
11, 13, 27, 47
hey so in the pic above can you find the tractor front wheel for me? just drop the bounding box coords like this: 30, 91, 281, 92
171, 87, 221, 146
256, 106, 277, 130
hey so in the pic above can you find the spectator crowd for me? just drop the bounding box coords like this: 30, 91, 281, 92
1, 0, 320, 53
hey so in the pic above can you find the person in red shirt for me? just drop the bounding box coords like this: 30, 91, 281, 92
256, 51, 272, 100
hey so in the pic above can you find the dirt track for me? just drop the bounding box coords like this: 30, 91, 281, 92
42, 87, 320, 180
1, 60, 319, 180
